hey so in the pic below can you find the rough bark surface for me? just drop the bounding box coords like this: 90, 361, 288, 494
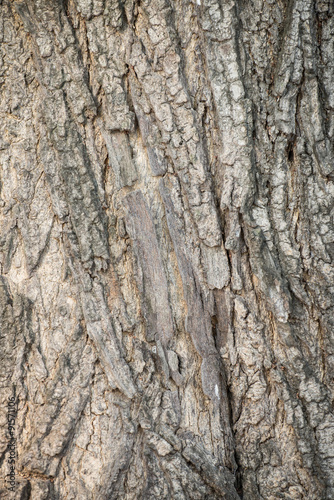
1, 0, 334, 498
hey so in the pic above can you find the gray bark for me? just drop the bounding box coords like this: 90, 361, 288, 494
1, 0, 334, 498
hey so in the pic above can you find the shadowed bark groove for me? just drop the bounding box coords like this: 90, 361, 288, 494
1, 0, 334, 498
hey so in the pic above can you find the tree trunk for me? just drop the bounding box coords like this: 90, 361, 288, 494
1, 0, 334, 498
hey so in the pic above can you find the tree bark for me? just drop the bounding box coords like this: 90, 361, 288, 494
1, 0, 334, 498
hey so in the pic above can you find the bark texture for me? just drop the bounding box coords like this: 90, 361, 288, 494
1, 0, 334, 498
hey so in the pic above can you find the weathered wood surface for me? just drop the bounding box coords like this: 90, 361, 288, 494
1, 0, 334, 498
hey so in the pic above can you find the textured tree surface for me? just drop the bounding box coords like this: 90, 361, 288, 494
1, 0, 334, 498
